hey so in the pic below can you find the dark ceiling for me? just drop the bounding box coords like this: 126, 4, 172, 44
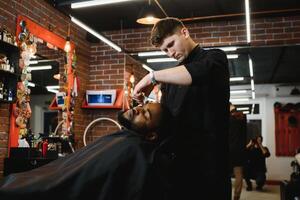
43, 0, 300, 90
46, 0, 300, 32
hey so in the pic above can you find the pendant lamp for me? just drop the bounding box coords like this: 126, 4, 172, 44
136, 0, 160, 25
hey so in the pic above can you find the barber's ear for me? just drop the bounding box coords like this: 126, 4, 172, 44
145, 132, 158, 142
181, 28, 190, 38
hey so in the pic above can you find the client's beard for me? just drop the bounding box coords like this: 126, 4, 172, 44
117, 111, 149, 135
117, 111, 132, 130
117, 111, 157, 141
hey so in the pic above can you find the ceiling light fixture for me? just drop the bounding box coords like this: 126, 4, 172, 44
243, 111, 250, 114
147, 57, 177, 63
29, 59, 53, 64
136, 0, 160, 25
245, 0, 251, 43
236, 107, 249, 111
71, 0, 136, 9
251, 79, 256, 99
230, 90, 248, 94
71, 16, 122, 52
251, 79, 255, 91
248, 56, 254, 77
28, 82, 35, 87
230, 77, 244, 82
46, 85, 60, 90
252, 91, 256, 99
29, 60, 38, 65
204, 46, 238, 52
142, 64, 153, 72
28, 65, 52, 71
138, 51, 166, 57
227, 54, 239, 59
251, 103, 255, 114
220, 46, 238, 52
230, 98, 250, 102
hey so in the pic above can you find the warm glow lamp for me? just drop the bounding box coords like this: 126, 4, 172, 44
136, 0, 160, 25
64, 24, 71, 52
64, 36, 71, 53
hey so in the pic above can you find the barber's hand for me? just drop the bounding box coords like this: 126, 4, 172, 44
132, 92, 145, 105
133, 74, 151, 104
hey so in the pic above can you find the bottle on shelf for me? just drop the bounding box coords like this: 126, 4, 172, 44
8, 88, 12, 101
0, 80, 3, 100
0, 26, 2, 41
42, 139, 48, 158
3, 87, 7, 101
2, 28, 8, 43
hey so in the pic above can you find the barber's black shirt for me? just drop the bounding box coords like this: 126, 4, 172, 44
161, 45, 230, 172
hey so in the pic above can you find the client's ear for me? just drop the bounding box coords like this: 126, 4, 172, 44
145, 132, 158, 142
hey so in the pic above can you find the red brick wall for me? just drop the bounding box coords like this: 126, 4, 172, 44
251, 16, 300, 45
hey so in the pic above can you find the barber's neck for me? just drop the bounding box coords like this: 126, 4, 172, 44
187, 39, 198, 54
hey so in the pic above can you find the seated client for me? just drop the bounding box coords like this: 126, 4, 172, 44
0, 102, 171, 200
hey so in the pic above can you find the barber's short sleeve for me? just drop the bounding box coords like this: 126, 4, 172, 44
184, 49, 228, 85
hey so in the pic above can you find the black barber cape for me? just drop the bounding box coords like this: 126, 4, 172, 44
0, 130, 162, 200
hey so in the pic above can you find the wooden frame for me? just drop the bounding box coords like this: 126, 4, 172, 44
9, 15, 75, 152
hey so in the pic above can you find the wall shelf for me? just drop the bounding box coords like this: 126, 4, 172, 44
48, 97, 62, 110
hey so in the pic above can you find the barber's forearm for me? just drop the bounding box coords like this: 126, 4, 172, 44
154, 65, 192, 85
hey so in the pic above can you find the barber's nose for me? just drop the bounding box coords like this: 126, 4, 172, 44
168, 49, 176, 58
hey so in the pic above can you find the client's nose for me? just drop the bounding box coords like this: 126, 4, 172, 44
133, 107, 142, 115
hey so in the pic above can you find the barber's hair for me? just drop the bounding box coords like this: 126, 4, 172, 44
150, 17, 185, 46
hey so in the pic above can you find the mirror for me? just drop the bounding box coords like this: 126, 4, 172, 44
28, 41, 65, 138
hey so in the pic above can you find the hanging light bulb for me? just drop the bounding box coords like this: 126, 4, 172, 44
129, 73, 135, 84
64, 36, 71, 53
64, 24, 71, 52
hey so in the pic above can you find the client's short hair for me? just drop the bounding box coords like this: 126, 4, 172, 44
117, 104, 172, 140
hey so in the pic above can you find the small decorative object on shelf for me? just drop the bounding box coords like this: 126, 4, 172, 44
0, 25, 16, 46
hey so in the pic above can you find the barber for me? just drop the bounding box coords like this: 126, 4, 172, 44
133, 17, 230, 200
